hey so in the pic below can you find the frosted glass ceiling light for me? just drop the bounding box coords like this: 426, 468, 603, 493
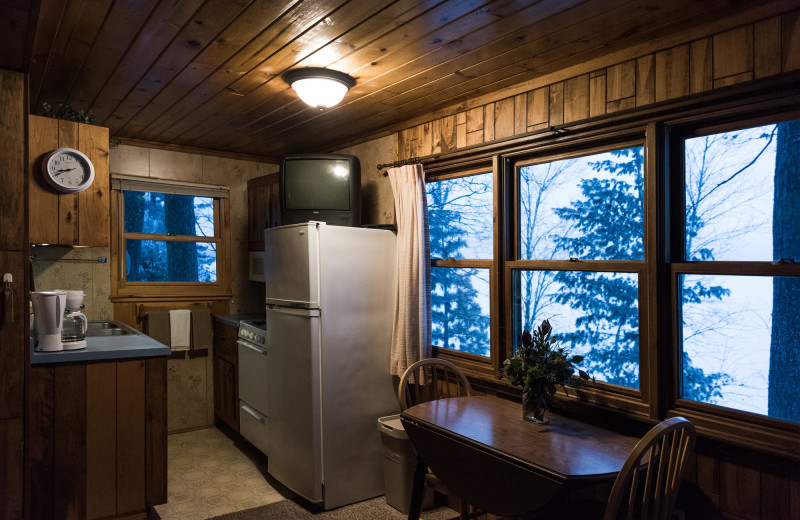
284, 68, 356, 109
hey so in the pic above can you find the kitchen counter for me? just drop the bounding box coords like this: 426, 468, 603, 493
31, 320, 171, 365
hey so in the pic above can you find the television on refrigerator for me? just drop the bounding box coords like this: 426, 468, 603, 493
280, 153, 361, 227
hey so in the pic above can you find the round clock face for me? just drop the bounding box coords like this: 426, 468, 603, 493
42, 148, 95, 193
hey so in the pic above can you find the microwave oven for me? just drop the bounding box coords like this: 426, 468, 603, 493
248, 251, 265, 282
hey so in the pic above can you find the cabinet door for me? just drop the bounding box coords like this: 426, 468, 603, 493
247, 173, 281, 251
214, 357, 239, 432
28, 359, 166, 519
213, 321, 239, 431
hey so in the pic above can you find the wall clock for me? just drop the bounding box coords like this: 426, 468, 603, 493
42, 147, 95, 193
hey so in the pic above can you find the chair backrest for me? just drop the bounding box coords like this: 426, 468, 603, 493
398, 358, 472, 411
604, 417, 696, 520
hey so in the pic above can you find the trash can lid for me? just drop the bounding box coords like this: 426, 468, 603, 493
378, 414, 408, 439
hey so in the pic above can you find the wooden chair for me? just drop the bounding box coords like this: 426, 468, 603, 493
543, 416, 695, 520
398, 358, 472, 410
398, 358, 477, 520
602, 416, 696, 520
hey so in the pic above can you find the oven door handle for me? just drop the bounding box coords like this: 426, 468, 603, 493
237, 339, 267, 355
240, 403, 266, 423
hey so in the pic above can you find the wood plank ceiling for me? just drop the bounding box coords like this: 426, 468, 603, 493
8, 0, 784, 158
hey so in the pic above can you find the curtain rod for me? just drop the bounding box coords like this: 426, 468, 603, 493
377, 157, 422, 176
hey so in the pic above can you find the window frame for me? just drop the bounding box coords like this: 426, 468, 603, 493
423, 81, 800, 457
506, 136, 654, 417
426, 162, 502, 375
665, 108, 800, 450
110, 177, 232, 300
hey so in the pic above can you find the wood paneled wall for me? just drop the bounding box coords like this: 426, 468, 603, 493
0, 68, 26, 520
28, 115, 110, 247
398, 11, 800, 520
395, 10, 800, 160
678, 449, 800, 520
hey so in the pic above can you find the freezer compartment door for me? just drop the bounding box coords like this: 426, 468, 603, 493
239, 401, 269, 456
264, 223, 320, 308
265, 305, 323, 504
237, 339, 269, 416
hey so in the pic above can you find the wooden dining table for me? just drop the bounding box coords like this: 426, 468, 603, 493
400, 395, 642, 519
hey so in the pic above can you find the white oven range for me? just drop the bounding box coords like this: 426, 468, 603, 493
237, 319, 268, 455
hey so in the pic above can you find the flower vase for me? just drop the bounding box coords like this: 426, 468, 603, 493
522, 391, 550, 424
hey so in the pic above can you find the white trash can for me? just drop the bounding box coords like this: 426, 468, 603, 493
377, 414, 431, 513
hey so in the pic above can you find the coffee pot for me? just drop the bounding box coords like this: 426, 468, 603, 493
61, 290, 87, 350
31, 291, 66, 351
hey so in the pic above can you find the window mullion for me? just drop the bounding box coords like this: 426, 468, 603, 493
645, 121, 667, 420
123, 232, 217, 244
506, 259, 646, 273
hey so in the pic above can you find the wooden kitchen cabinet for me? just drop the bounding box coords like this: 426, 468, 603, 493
28, 358, 167, 519
28, 115, 110, 247
213, 320, 239, 432
247, 173, 281, 251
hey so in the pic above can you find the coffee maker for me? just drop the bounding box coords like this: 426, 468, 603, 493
61, 290, 87, 350
31, 290, 66, 351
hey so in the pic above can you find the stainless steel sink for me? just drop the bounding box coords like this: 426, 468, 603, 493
86, 320, 135, 337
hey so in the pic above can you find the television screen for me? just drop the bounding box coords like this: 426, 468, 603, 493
283, 158, 352, 211
280, 153, 361, 227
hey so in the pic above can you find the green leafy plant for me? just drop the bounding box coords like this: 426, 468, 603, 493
40, 102, 95, 124
501, 320, 591, 398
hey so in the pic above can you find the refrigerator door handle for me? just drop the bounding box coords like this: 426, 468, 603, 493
240, 403, 266, 423
268, 306, 320, 318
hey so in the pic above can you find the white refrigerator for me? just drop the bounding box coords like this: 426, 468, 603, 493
263, 222, 399, 510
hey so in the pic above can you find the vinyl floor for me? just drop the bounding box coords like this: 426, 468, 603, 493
153, 427, 284, 520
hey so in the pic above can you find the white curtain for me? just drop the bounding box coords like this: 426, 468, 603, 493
387, 164, 431, 376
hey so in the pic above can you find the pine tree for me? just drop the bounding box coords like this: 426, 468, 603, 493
428, 180, 490, 355
123, 191, 146, 281
165, 195, 199, 282
769, 119, 800, 421
550, 147, 729, 398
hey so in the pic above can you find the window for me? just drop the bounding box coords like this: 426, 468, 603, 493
427, 170, 493, 357
424, 94, 800, 452
111, 175, 230, 298
512, 145, 645, 390
675, 116, 800, 423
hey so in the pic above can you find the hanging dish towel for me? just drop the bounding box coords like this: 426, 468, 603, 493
169, 309, 191, 351
147, 308, 171, 347
190, 306, 212, 351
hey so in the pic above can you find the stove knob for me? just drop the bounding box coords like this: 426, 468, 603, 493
259, 336, 266, 344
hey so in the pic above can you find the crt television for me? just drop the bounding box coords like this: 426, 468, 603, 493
280, 153, 361, 227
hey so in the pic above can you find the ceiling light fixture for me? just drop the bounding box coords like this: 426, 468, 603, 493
283, 68, 356, 110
